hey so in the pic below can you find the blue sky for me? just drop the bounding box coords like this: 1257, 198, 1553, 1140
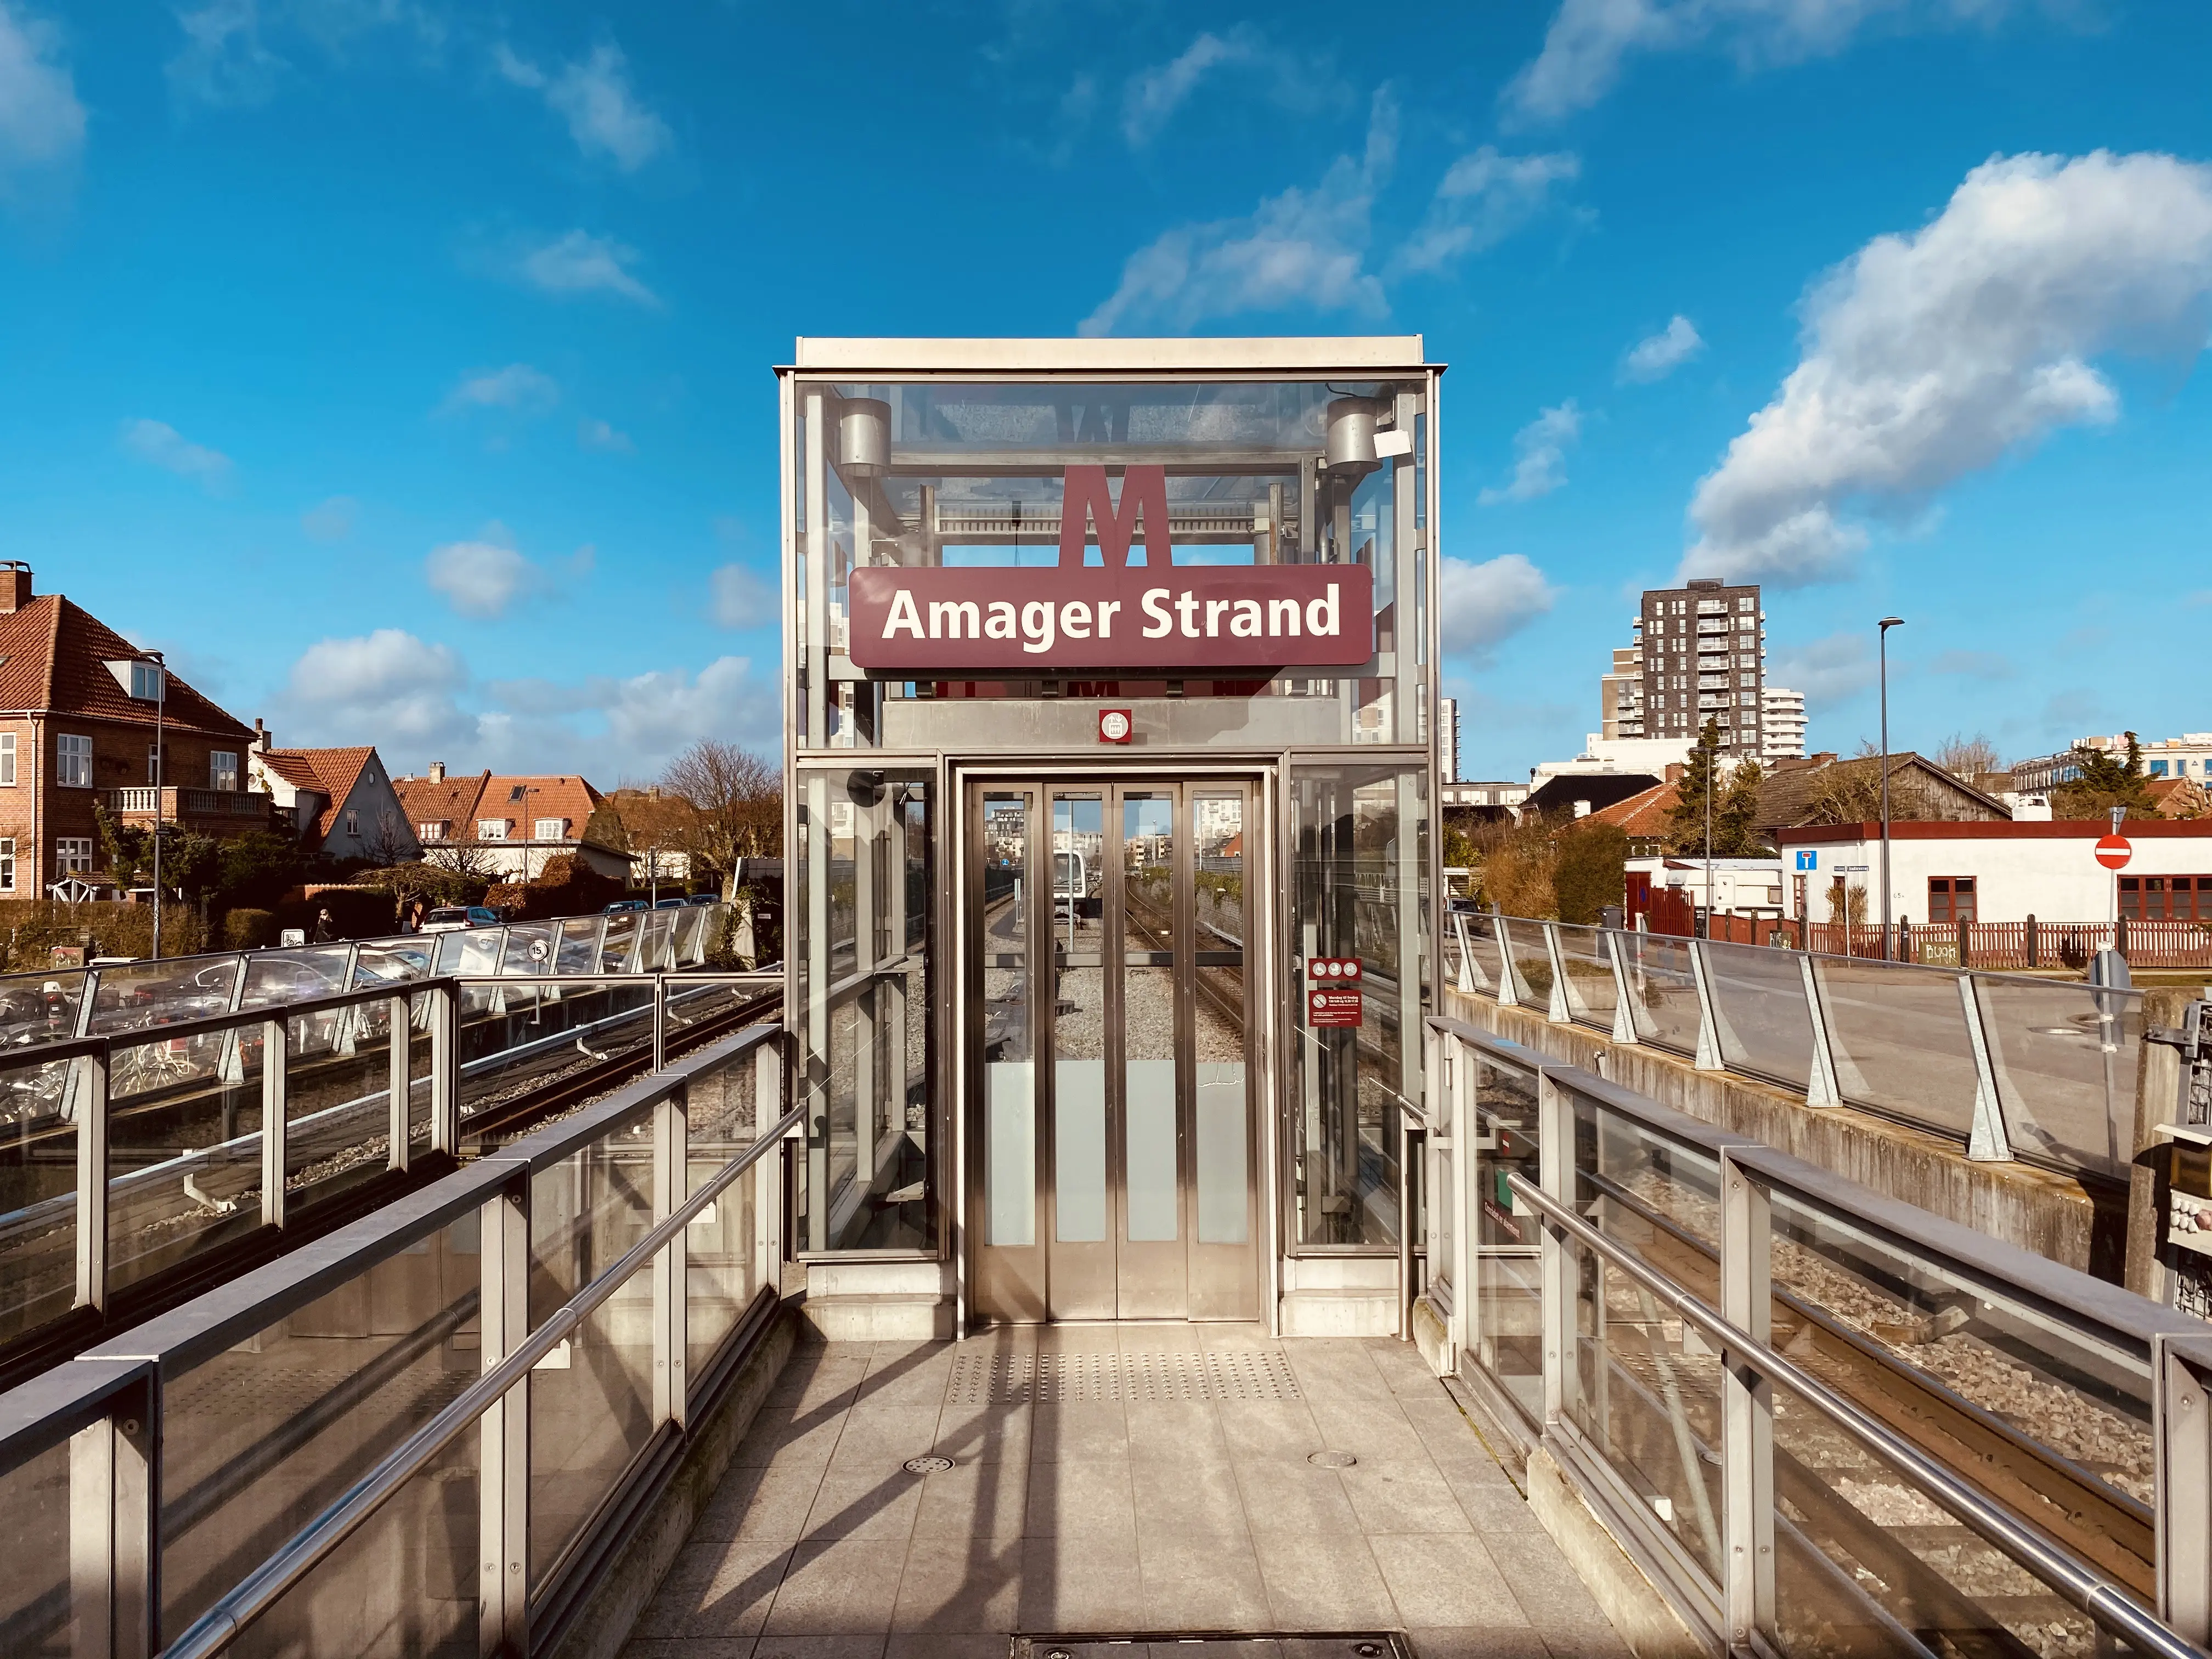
2, 1, 2209, 784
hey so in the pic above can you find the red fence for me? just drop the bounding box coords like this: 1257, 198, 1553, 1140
1791, 917, 2212, 969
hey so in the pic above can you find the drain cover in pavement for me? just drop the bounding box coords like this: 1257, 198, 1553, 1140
1014, 1634, 1410, 1659
902, 1455, 954, 1475
1307, 1450, 1357, 1468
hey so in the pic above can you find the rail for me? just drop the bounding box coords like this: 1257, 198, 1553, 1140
0, 1020, 794, 1658
1423, 1012, 2212, 1658
1442, 910, 2141, 1182
0, 955, 778, 1375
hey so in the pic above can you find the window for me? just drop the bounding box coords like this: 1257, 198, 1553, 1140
1928, 877, 1977, 924
507, 785, 528, 803
1737, 596, 1755, 611
477, 819, 509, 840
209, 751, 238, 791
1737, 614, 1757, 631
129, 662, 163, 701
56, 735, 92, 788
0, 732, 13, 786
0, 838, 12, 891
2121, 876, 2212, 922
345, 809, 359, 836
55, 837, 92, 873
2151, 761, 2170, 777
417, 821, 448, 842
147, 743, 162, 784
534, 817, 567, 840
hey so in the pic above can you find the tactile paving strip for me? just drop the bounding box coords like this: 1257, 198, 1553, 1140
948, 1348, 1302, 1404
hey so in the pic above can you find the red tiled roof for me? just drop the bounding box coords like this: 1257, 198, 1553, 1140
0, 594, 252, 736
393, 770, 489, 834
392, 771, 606, 844
265, 746, 376, 842
1587, 782, 1678, 838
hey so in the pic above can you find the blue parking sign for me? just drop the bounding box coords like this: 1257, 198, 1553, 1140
1794, 850, 1817, 871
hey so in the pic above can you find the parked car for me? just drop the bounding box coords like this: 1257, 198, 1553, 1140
422, 906, 501, 933
653, 896, 690, 910
682, 892, 720, 906
605, 899, 648, 914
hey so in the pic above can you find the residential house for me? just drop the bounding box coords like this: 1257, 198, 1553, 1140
246, 726, 421, 862
392, 764, 623, 882
0, 563, 274, 898
1585, 778, 1679, 859
1756, 752, 2009, 840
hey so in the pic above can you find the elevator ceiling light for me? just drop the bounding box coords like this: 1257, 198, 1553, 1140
837, 397, 891, 478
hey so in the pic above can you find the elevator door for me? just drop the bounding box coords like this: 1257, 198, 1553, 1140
969, 778, 1258, 1323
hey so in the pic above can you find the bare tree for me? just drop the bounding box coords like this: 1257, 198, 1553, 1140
1932, 732, 2002, 782
363, 809, 415, 867
425, 841, 507, 881
660, 741, 781, 888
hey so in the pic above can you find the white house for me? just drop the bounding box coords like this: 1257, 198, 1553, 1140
1777, 819, 2212, 926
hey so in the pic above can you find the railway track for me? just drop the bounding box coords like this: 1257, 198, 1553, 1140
0, 978, 778, 1391
1579, 1167, 2154, 1647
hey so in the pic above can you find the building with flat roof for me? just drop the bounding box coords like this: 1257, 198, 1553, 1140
1762, 684, 1807, 760
1631, 577, 1765, 753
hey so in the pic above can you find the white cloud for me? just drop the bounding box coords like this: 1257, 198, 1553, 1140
1479, 401, 1582, 505
167, 0, 285, 107
120, 418, 234, 493
1081, 88, 1396, 336
441, 362, 559, 413
424, 530, 553, 619
0, 3, 84, 190
1504, 0, 2016, 123
496, 39, 671, 172
517, 228, 660, 306
1684, 150, 2212, 588
709, 563, 776, 627
1439, 554, 1558, 662
1395, 146, 1580, 275
1119, 27, 1339, 147
1770, 631, 1875, 706
286, 627, 474, 748
301, 494, 358, 540
577, 416, 631, 453
1620, 314, 1704, 382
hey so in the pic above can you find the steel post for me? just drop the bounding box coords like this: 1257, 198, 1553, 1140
2156, 1331, 2212, 1643
654, 1082, 690, 1426
388, 993, 411, 1172
75, 1046, 111, 1311
68, 1368, 160, 1659
1537, 1066, 1575, 1424
1719, 1150, 1776, 1648
1798, 952, 1843, 1108
1686, 938, 1726, 1071
478, 1181, 531, 1659
261, 1017, 287, 1228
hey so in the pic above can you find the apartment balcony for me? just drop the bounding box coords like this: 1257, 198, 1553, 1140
98, 786, 278, 826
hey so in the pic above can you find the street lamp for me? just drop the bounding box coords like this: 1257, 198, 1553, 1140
1877, 618, 1904, 961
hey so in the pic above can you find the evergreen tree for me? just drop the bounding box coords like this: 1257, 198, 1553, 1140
2052, 731, 2163, 820
1663, 723, 1770, 856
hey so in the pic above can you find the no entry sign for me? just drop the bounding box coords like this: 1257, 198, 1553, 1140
2096, 834, 2133, 871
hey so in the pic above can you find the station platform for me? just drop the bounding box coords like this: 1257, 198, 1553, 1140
626, 1329, 1629, 1659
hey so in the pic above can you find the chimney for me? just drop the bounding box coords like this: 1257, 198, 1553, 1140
428, 761, 446, 783
0, 562, 32, 614
252, 717, 272, 753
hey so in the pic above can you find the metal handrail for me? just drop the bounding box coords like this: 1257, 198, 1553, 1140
158, 1093, 805, 1659
1504, 1169, 2206, 1659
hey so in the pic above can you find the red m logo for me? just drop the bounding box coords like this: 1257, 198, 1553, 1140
1058, 465, 1170, 569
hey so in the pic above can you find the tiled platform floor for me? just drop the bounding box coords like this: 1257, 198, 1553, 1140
625, 1327, 1630, 1659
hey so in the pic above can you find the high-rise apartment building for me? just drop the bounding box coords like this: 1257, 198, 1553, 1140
1436, 696, 1460, 782
1599, 648, 1644, 740
1632, 578, 1765, 753
1760, 685, 1807, 760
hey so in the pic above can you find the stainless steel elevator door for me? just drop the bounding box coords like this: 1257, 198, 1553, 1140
968, 777, 1259, 1324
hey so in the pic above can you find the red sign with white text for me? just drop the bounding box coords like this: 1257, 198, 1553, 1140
1306, 956, 1363, 1027
845, 465, 1375, 674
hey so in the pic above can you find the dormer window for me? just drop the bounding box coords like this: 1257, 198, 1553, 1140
129, 662, 164, 701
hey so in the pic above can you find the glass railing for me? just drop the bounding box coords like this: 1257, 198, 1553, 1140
1447, 917, 2142, 1182
0, 1023, 790, 1659
0, 957, 779, 1370
1429, 1013, 2201, 1659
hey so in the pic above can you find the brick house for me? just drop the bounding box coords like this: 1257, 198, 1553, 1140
0, 563, 273, 898
392, 764, 623, 882
246, 729, 423, 862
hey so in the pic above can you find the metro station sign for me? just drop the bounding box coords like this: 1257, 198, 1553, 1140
846, 465, 1375, 674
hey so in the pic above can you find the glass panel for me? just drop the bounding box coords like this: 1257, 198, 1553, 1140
1289, 762, 1426, 1246
1052, 794, 1106, 1244
1615, 932, 1702, 1056
0, 1437, 70, 1656
687, 1042, 765, 1386
797, 768, 933, 1250
1702, 936, 1815, 1087
351, 939, 433, 987
1471, 1047, 1542, 1424
1569, 1235, 1724, 1584
1815, 957, 1979, 1137
982, 791, 1033, 1248
600, 912, 640, 975
0, 1051, 77, 1344
1978, 975, 2140, 1180
1500, 919, 1553, 1006
1771, 1374, 2109, 1659
105, 1024, 266, 1296
529, 1123, 656, 1581
1193, 792, 1247, 1245
159, 1215, 481, 1638
0, 968, 88, 1050
499, 922, 559, 976
1582, 1101, 1723, 1251
555, 917, 603, 975
240, 946, 352, 1008
87, 955, 240, 1035
1122, 793, 1177, 1243
1462, 914, 1506, 998
1551, 922, 1618, 1029
283, 998, 398, 1211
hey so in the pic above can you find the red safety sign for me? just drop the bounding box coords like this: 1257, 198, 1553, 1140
1309, 986, 1363, 1028
1307, 956, 1362, 983
2095, 834, 2132, 871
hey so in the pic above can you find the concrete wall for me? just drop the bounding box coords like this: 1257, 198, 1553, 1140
1445, 985, 2111, 1276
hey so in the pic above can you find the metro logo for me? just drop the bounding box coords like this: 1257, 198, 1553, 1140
845, 465, 1377, 674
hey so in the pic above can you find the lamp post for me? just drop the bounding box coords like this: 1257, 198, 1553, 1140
1877, 617, 1904, 961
